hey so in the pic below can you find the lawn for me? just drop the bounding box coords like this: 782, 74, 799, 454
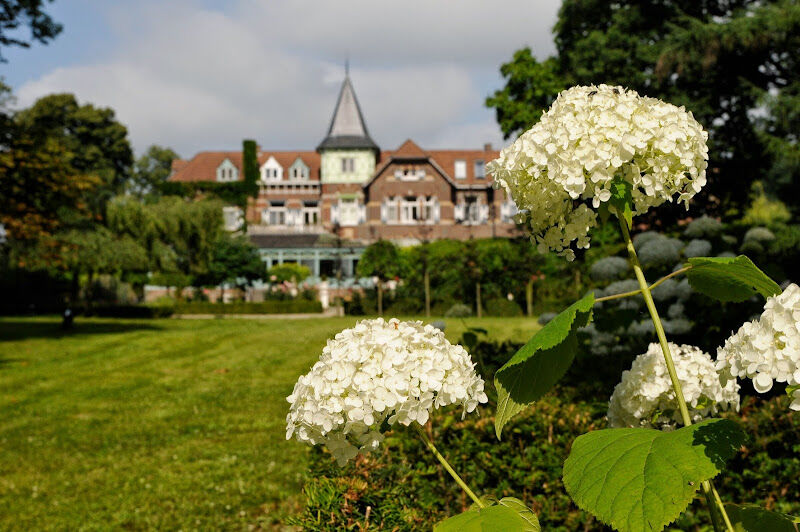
0, 315, 539, 530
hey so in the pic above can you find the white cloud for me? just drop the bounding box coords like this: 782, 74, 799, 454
15, 0, 559, 157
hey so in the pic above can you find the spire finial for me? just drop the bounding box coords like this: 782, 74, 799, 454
345, 55, 350, 77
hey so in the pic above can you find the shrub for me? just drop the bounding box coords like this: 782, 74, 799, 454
444, 303, 472, 318
684, 215, 724, 238
89, 305, 175, 318
168, 300, 322, 315
589, 256, 629, 281
683, 238, 712, 258
483, 298, 523, 317
637, 236, 684, 269
743, 226, 776, 244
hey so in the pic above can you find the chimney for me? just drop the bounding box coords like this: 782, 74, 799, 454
483, 143, 492, 151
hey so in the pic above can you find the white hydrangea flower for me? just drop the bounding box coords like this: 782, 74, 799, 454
717, 283, 800, 410
285, 318, 488, 464
487, 84, 708, 260
608, 342, 740, 429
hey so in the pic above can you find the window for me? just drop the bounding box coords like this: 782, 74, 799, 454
261, 157, 282, 181
454, 159, 467, 179
302, 201, 319, 225
466, 196, 480, 223
474, 160, 485, 178
264, 201, 286, 226
290, 159, 309, 180
382, 196, 399, 223
420, 196, 438, 222
400, 196, 420, 223
341, 157, 355, 173
216, 160, 238, 182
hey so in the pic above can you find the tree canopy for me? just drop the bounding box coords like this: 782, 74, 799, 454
487, 0, 800, 213
129, 145, 179, 201
0, 0, 62, 62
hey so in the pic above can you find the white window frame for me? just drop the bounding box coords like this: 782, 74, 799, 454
341, 157, 355, 173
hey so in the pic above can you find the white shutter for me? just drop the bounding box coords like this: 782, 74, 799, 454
454, 204, 465, 222
331, 204, 339, 224
380, 202, 387, 223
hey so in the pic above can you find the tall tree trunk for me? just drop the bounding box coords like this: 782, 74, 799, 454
526, 278, 534, 317
377, 281, 383, 316
424, 267, 431, 317
476, 282, 482, 318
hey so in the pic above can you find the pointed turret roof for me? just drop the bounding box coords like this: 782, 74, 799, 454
317, 75, 379, 152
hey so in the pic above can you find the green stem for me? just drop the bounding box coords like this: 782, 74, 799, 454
617, 216, 733, 532
594, 266, 692, 303
415, 424, 485, 509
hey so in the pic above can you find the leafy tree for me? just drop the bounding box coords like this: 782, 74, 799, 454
0, 133, 99, 250
129, 145, 179, 201
16, 93, 133, 207
201, 235, 264, 289
487, 0, 799, 213
356, 240, 404, 315
0, 0, 62, 62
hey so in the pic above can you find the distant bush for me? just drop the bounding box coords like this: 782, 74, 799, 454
637, 236, 684, 270
89, 305, 175, 318
683, 238, 712, 258
170, 300, 322, 315
444, 303, 472, 318
589, 256, 629, 281
683, 215, 724, 238
484, 298, 523, 317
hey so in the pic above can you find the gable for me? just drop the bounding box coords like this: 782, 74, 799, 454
216, 158, 239, 182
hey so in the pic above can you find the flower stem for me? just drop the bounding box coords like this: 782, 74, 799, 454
617, 216, 733, 532
594, 266, 692, 303
415, 424, 486, 509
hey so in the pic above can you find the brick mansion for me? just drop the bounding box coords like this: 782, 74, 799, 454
169, 73, 520, 279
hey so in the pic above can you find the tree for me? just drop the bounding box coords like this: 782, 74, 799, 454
268, 263, 310, 284
202, 235, 264, 289
0, 0, 62, 62
356, 240, 404, 316
486, 0, 799, 213
16, 93, 133, 207
129, 145, 179, 201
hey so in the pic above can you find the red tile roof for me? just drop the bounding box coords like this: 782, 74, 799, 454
168, 150, 321, 182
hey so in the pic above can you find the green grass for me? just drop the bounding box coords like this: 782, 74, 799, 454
0, 316, 539, 530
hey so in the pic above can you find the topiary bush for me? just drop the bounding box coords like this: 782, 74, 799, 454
483, 298, 523, 317
444, 303, 472, 318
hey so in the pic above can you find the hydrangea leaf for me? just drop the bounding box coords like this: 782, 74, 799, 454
562, 418, 745, 532
434, 497, 540, 531
608, 175, 634, 226
686, 255, 781, 302
724, 504, 800, 531
494, 293, 594, 438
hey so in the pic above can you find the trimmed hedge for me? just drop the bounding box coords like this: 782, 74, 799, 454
170, 300, 323, 315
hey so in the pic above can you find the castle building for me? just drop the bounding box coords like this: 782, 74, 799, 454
169, 73, 519, 280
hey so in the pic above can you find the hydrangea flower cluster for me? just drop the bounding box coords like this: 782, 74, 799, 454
487, 84, 708, 260
717, 283, 800, 410
286, 318, 488, 464
608, 342, 740, 429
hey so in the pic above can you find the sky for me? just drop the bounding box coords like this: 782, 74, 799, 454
2, 0, 560, 158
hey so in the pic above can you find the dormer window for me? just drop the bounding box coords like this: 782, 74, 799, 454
260, 156, 283, 182
474, 160, 485, 178
289, 158, 310, 180
454, 159, 466, 179
216, 159, 239, 182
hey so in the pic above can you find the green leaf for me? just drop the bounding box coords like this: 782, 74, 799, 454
494, 293, 594, 438
562, 419, 745, 532
434, 497, 541, 531
608, 176, 633, 226
725, 504, 800, 532
686, 255, 781, 302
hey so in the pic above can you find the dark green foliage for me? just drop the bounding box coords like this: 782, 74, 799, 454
356, 240, 404, 281
198, 235, 264, 288
0, 0, 62, 61
167, 300, 321, 315
483, 298, 523, 317
241, 139, 259, 200
487, 0, 800, 212
267, 262, 310, 284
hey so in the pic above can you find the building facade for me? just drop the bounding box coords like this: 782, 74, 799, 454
169, 74, 519, 278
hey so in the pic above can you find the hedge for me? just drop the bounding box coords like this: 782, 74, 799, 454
169, 300, 323, 315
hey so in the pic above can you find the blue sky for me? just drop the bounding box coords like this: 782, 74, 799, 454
3, 1, 559, 157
